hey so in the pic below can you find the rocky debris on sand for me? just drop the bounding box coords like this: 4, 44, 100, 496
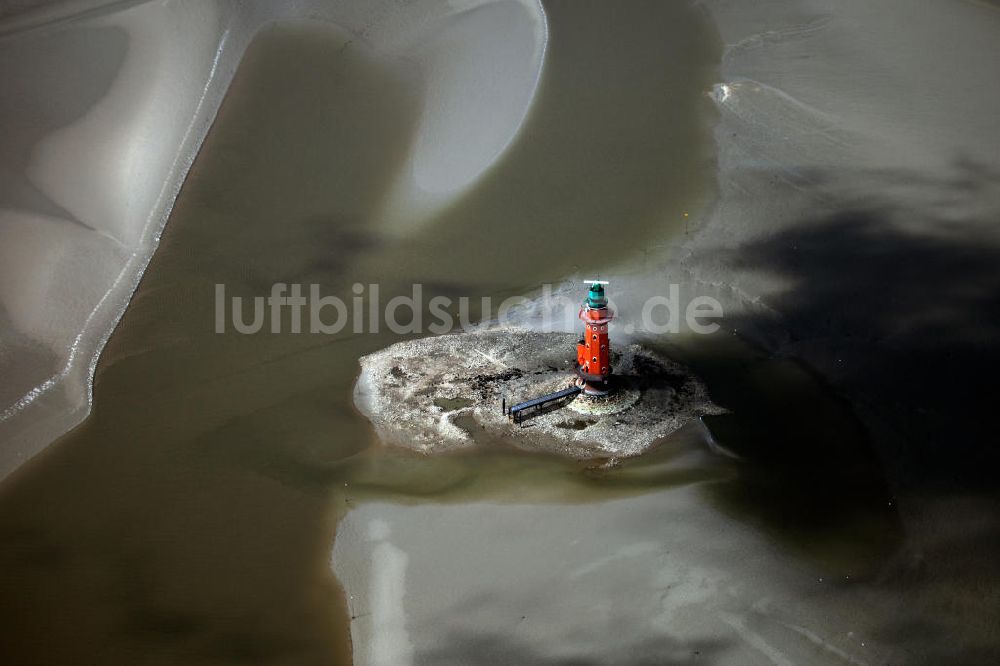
354, 328, 724, 459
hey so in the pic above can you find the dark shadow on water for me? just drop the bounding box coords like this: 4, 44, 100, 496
646, 160, 1000, 589
648, 332, 903, 578
675, 159, 1000, 658
722, 162, 1000, 494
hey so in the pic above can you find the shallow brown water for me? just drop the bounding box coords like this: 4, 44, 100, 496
0, 4, 896, 664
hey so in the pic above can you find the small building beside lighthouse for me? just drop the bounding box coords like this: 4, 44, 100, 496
576, 280, 614, 395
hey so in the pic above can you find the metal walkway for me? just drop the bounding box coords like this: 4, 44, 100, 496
506, 385, 582, 424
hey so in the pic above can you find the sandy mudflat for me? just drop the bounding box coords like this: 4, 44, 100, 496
355, 327, 724, 458
334, 483, 896, 665
0, 3, 713, 662
333, 0, 1000, 663
0, 0, 548, 479
1, 0, 998, 663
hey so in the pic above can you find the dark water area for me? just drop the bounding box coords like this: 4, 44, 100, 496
661, 334, 901, 578
0, 2, 917, 664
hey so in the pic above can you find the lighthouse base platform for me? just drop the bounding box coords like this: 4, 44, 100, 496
353, 327, 725, 460
567, 384, 641, 416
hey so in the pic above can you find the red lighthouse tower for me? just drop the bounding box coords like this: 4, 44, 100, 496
576, 280, 614, 395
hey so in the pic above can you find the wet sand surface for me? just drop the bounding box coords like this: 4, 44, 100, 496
0, 0, 993, 664
0, 5, 725, 663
